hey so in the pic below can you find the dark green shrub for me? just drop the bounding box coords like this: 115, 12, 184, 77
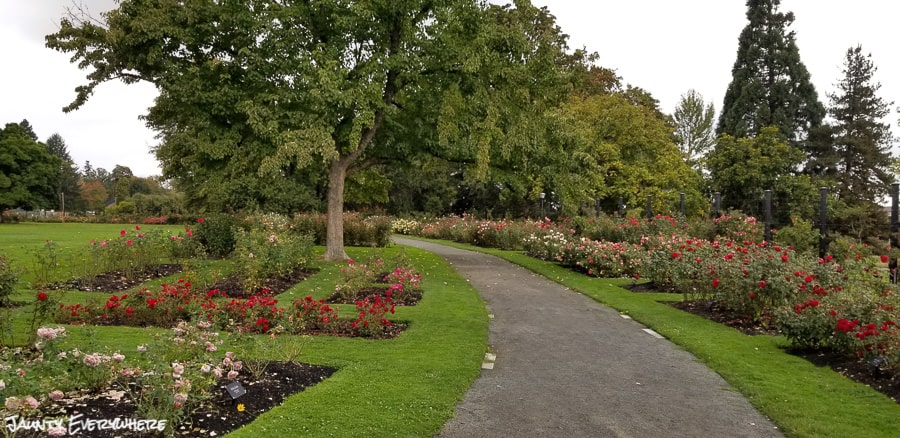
344, 214, 392, 247
194, 214, 240, 258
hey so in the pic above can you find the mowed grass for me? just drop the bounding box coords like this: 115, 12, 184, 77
0, 224, 489, 437
0, 222, 185, 286
412, 238, 900, 438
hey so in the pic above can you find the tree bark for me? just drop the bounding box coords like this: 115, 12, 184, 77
325, 156, 351, 261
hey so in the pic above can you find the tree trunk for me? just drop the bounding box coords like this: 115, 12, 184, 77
325, 156, 351, 261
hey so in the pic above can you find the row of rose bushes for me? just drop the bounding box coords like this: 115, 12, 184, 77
393, 212, 766, 251
397, 214, 900, 371
51, 256, 422, 339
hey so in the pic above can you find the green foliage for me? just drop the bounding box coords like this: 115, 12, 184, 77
673, 89, 716, 171
45, 133, 83, 212
717, 0, 825, 145
0, 122, 63, 211
546, 93, 706, 217
774, 217, 819, 255
291, 213, 391, 248
822, 45, 895, 204
708, 127, 814, 222
195, 215, 239, 258
106, 200, 136, 215
232, 227, 314, 293
333, 258, 382, 303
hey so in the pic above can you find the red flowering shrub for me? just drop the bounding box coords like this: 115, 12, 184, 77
217, 290, 283, 334
351, 295, 395, 338
287, 296, 340, 333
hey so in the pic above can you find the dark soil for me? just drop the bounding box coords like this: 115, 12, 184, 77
45, 266, 317, 299
45, 265, 184, 292
668, 299, 900, 404
669, 300, 779, 336
16, 362, 336, 437
206, 268, 319, 298
625, 281, 679, 294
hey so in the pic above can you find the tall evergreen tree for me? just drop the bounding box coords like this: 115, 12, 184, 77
826, 45, 895, 203
717, 0, 824, 145
45, 133, 83, 211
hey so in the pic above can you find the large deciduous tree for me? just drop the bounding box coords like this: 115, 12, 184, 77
823, 45, 895, 204
544, 92, 705, 217
47, 0, 583, 258
717, 0, 824, 146
673, 89, 715, 171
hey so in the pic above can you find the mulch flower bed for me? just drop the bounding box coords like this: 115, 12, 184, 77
45, 265, 184, 292
46, 266, 319, 299
205, 268, 319, 298
13, 361, 336, 437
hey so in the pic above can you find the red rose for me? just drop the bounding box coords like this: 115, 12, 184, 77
712, 278, 720, 288
37, 292, 48, 301
197, 217, 205, 223
120, 230, 127, 236
881, 255, 889, 263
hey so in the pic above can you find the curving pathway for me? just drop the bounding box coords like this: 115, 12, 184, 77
394, 238, 783, 438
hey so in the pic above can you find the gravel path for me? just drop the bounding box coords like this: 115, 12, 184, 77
395, 238, 783, 438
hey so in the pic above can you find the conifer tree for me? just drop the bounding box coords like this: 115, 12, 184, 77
826, 45, 895, 203
717, 0, 824, 146
45, 133, 83, 211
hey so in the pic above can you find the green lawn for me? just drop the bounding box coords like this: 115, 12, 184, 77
0, 224, 489, 437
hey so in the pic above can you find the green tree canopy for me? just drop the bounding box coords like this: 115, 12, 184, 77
717, 0, 824, 146
673, 89, 715, 171
707, 126, 815, 223
544, 93, 705, 217
0, 123, 62, 211
48, 0, 588, 258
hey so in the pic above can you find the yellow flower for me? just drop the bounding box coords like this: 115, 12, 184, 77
237, 403, 245, 412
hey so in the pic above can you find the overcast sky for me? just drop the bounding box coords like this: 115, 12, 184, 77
1, 1, 897, 177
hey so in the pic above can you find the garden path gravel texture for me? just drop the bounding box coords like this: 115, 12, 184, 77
394, 238, 783, 438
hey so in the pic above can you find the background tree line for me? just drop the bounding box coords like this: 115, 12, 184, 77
0, 119, 182, 218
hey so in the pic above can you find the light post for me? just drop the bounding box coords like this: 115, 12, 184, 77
539, 192, 546, 218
